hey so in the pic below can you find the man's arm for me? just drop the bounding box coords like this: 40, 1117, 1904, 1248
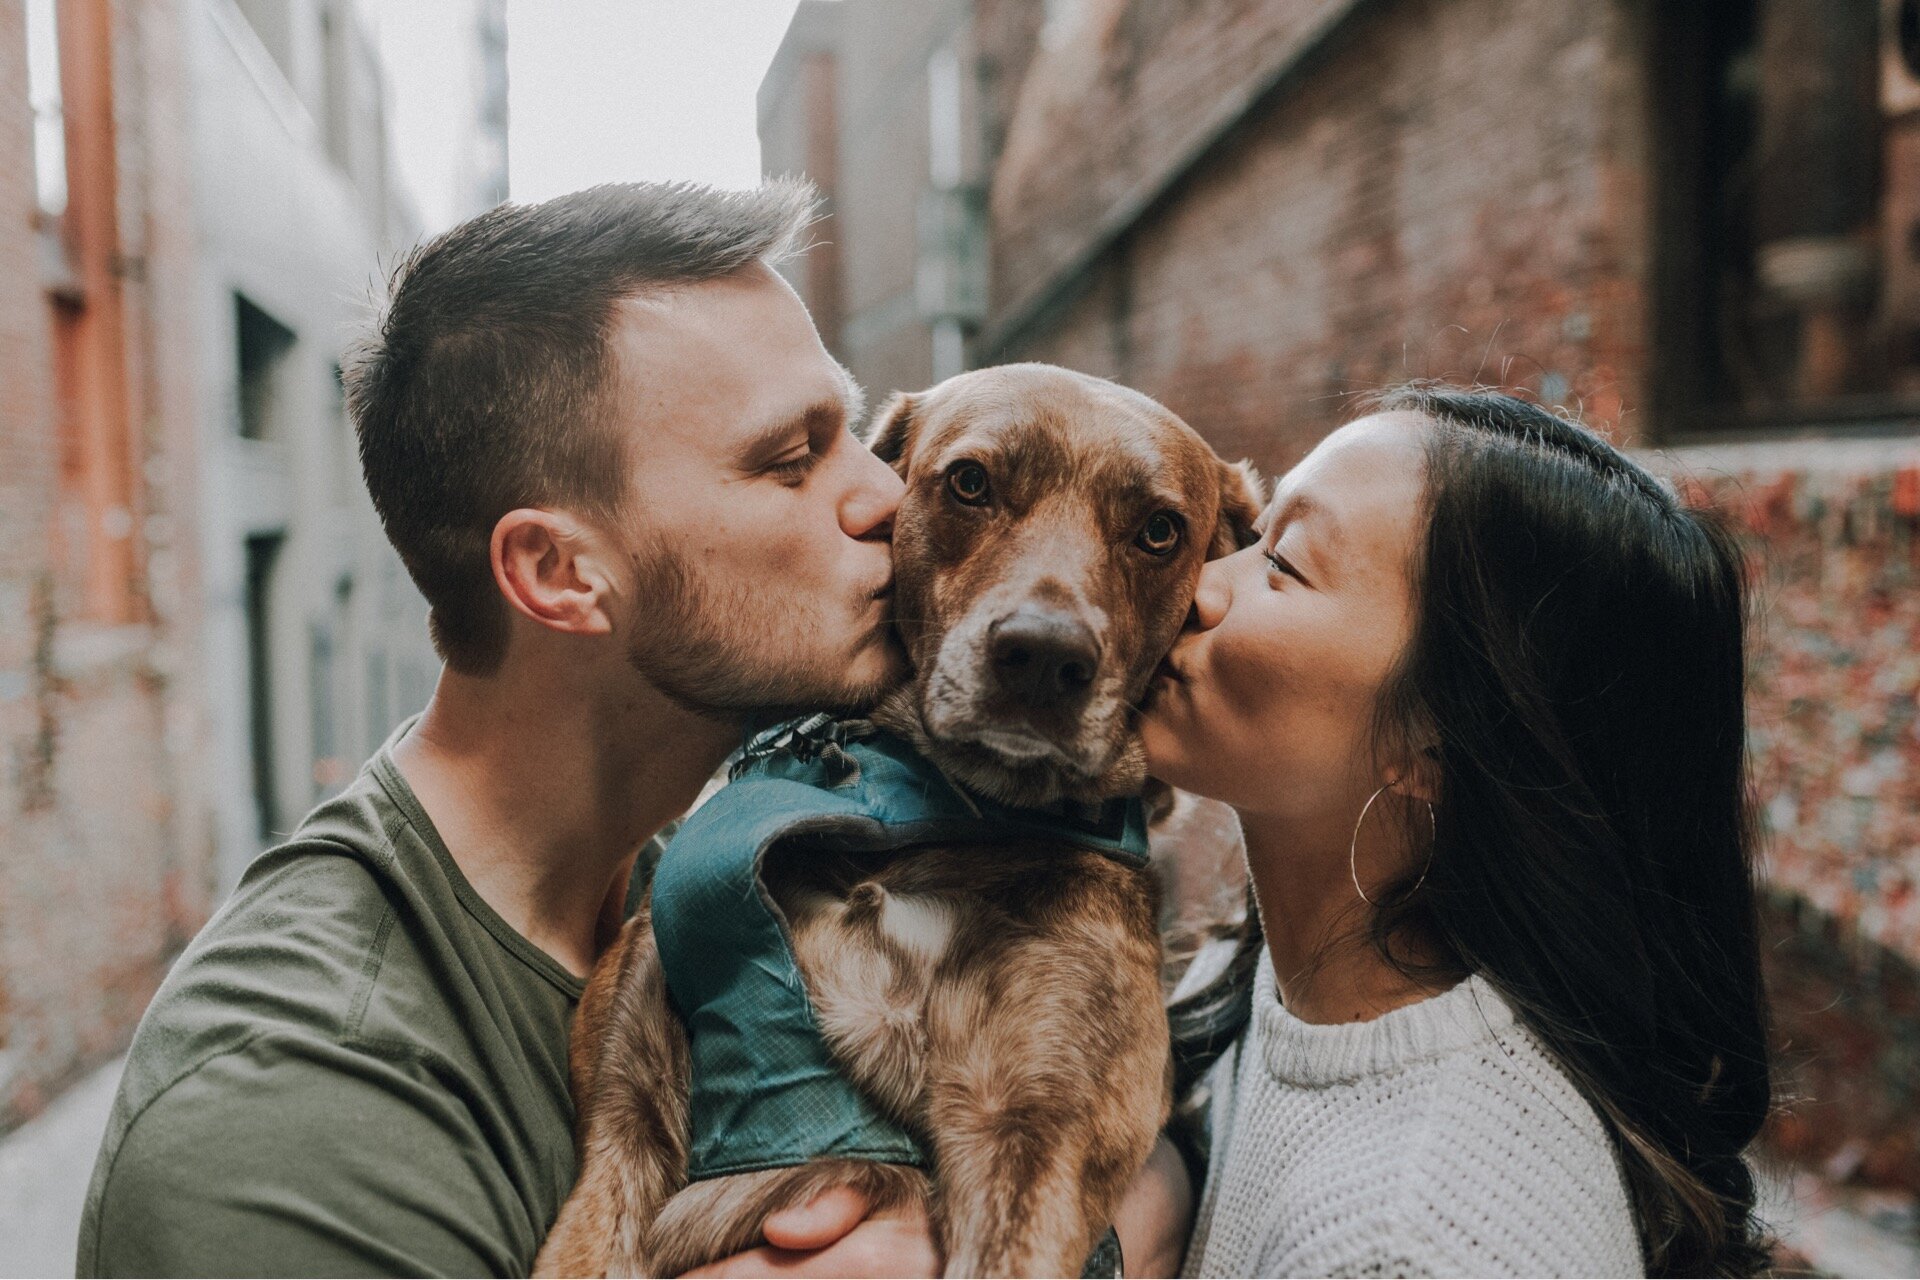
682, 1134, 1195, 1280
83, 1035, 528, 1278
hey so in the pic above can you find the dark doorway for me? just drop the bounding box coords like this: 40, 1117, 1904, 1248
235, 294, 295, 441
245, 533, 284, 840
1650, 0, 1915, 434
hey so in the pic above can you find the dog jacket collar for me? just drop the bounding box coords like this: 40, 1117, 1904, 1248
650, 714, 1151, 1182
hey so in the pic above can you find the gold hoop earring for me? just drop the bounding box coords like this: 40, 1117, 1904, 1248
1349, 782, 1438, 907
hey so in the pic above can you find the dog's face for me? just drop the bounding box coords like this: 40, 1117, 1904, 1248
867, 363, 1262, 806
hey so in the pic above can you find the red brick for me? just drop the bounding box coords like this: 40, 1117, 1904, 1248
0, 0, 210, 1134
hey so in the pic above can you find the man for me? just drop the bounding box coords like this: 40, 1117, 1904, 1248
79, 181, 1187, 1276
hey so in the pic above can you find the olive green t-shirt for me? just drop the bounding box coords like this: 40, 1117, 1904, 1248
77, 721, 662, 1277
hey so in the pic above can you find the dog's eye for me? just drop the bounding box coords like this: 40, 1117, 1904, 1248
1136, 511, 1182, 556
946, 461, 991, 506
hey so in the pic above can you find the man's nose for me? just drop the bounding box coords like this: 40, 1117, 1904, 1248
842, 444, 905, 541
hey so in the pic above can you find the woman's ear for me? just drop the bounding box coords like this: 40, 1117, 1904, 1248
1393, 742, 1444, 808
1209, 458, 1266, 558
863, 391, 920, 475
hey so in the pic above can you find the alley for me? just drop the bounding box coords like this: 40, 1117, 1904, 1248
0, 1057, 119, 1278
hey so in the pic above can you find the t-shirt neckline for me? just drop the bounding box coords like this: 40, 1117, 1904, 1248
370, 715, 588, 1001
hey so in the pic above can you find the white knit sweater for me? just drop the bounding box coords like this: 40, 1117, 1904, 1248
1182, 950, 1644, 1278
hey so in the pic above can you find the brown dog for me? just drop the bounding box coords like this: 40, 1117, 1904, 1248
535, 363, 1261, 1278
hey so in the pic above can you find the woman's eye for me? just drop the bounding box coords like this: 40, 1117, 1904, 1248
1135, 511, 1182, 556
946, 461, 991, 505
1264, 547, 1301, 582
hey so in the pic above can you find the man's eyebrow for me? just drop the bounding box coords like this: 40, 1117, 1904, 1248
835, 360, 868, 426
737, 400, 845, 468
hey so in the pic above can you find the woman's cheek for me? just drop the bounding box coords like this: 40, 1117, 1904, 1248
1215, 634, 1309, 767
1143, 657, 1227, 784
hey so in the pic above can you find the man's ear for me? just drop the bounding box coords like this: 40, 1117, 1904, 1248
489, 509, 615, 639
1209, 458, 1266, 558
863, 391, 920, 476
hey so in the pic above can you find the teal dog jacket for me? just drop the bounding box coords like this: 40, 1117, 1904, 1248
649, 714, 1152, 1182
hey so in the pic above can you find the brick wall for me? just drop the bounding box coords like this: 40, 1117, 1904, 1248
0, 0, 210, 1132
976, 0, 1359, 356
0, 0, 65, 1119
981, 0, 1652, 470
1760, 892, 1920, 1195
0, 0, 51, 1074
1657, 438, 1920, 1196
1670, 440, 1920, 964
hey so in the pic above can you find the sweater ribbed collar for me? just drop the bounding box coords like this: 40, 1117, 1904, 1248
1254, 948, 1521, 1086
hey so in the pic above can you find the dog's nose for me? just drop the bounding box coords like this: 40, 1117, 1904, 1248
989, 608, 1100, 707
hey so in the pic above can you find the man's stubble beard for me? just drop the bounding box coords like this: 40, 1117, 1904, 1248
623, 541, 897, 721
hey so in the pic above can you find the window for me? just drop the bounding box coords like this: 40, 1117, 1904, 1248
1653, 0, 1914, 431
25, 0, 66, 218
245, 534, 285, 840
236, 293, 295, 441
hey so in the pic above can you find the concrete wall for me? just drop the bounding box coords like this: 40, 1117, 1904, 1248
186, 0, 436, 885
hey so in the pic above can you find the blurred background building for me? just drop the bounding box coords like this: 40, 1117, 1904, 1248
763, 0, 1920, 1265
0, 0, 504, 1134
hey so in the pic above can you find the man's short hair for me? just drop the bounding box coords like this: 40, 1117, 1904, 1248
345, 180, 818, 675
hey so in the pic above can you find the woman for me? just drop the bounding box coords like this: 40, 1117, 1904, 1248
1145, 386, 1773, 1277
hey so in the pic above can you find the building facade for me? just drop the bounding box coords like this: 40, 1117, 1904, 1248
0, 0, 499, 1132
187, 0, 435, 887
759, 0, 983, 400
764, 0, 1920, 1205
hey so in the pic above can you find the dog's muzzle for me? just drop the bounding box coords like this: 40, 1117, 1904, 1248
986, 606, 1101, 713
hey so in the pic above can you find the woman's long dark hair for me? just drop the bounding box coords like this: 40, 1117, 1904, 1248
1169, 385, 1773, 1276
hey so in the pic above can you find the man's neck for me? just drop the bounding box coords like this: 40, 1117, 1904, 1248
391, 658, 738, 979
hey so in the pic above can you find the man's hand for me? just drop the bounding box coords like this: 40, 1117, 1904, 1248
1113, 1134, 1196, 1278
679, 1134, 1195, 1279
678, 1185, 939, 1278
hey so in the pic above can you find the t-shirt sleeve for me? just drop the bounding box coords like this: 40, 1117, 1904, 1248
83, 1034, 535, 1278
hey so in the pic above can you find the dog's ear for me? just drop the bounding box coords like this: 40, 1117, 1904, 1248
863, 391, 920, 475
1209, 458, 1266, 558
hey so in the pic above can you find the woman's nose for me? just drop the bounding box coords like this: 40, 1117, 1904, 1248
1189, 555, 1234, 632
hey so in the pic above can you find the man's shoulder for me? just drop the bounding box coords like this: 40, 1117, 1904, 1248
120, 766, 422, 1104
79, 1023, 519, 1278
81, 768, 484, 1274
81, 747, 588, 1278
